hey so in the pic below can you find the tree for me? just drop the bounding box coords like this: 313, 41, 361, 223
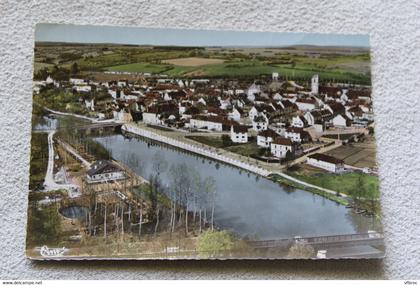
149, 153, 168, 215
365, 186, 379, 214
27, 204, 62, 246
168, 163, 191, 233
152, 152, 168, 177
221, 134, 232, 147
197, 230, 235, 257
51, 66, 70, 81
284, 150, 294, 167
70, 62, 79, 75
34, 68, 49, 81
349, 175, 366, 205
202, 176, 217, 231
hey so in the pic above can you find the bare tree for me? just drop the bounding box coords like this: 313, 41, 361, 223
152, 152, 168, 176
138, 206, 143, 238
168, 163, 192, 234
202, 177, 217, 231
103, 203, 107, 239
154, 207, 160, 235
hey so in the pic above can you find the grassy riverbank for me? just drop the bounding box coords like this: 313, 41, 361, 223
285, 170, 379, 198
268, 173, 350, 206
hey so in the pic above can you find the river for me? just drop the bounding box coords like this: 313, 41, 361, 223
93, 133, 381, 240
33, 114, 381, 240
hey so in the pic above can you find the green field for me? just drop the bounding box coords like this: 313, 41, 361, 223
104, 59, 370, 83
107, 62, 172, 73
34, 43, 372, 84
269, 173, 349, 206
286, 171, 379, 198
186, 136, 225, 148
226, 142, 260, 157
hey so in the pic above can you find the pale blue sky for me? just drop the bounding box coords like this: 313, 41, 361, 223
35, 23, 370, 47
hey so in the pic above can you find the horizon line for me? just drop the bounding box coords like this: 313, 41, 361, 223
35, 23, 370, 48
35, 41, 370, 49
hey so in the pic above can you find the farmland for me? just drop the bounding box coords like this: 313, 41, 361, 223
34, 43, 372, 84
162, 57, 225, 66
325, 137, 377, 168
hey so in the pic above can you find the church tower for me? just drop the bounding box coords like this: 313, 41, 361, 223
311, 74, 319, 94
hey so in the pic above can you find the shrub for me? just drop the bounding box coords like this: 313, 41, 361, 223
197, 230, 234, 257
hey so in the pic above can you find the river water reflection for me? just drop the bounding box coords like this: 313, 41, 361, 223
94, 133, 381, 240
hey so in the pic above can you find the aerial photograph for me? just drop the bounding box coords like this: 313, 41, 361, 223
26, 24, 384, 259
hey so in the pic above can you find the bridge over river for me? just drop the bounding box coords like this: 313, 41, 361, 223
249, 232, 384, 258
75, 122, 123, 130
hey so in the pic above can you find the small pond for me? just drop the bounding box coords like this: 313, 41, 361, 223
60, 206, 89, 220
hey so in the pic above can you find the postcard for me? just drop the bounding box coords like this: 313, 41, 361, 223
27, 23, 384, 259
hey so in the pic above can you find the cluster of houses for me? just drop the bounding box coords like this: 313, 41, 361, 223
34, 71, 374, 173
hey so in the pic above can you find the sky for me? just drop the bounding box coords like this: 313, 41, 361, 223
35, 23, 370, 47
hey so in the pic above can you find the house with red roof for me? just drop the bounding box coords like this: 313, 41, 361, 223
270, 137, 295, 158
230, 125, 248, 143
307, 153, 344, 173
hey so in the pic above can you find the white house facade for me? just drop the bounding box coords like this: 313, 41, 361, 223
228, 108, 241, 122
86, 160, 126, 184
307, 153, 344, 173
257, 129, 279, 148
143, 112, 162, 125
291, 116, 307, 128
70, 78, 85, 85
332, 114, 350, 128
285, 127, 309, 143
230, 125, 248, 143
190, 118, 223, 131
247, 83, 261, 101
270, 138, 294, 158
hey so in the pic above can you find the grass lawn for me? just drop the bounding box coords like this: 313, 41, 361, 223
185, 136, 225, 148
269, 173, 349, 206
106, 62, 172, 73
225, 143, 260, 157
286, 170, 380, 198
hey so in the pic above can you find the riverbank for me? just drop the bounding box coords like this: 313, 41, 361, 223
268, 173, 350, 207
93, 125, 381, 240
40, 114, 365, 214
122, 123, 271, 177
121, 123, 348, 199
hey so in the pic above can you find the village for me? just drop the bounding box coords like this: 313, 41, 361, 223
34, 69, 377, 178
27, 43, 382, 259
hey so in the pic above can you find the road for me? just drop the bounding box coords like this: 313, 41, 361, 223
42, 130, 81, 198
43, 106, 116, 123
56, 139, 92, 167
